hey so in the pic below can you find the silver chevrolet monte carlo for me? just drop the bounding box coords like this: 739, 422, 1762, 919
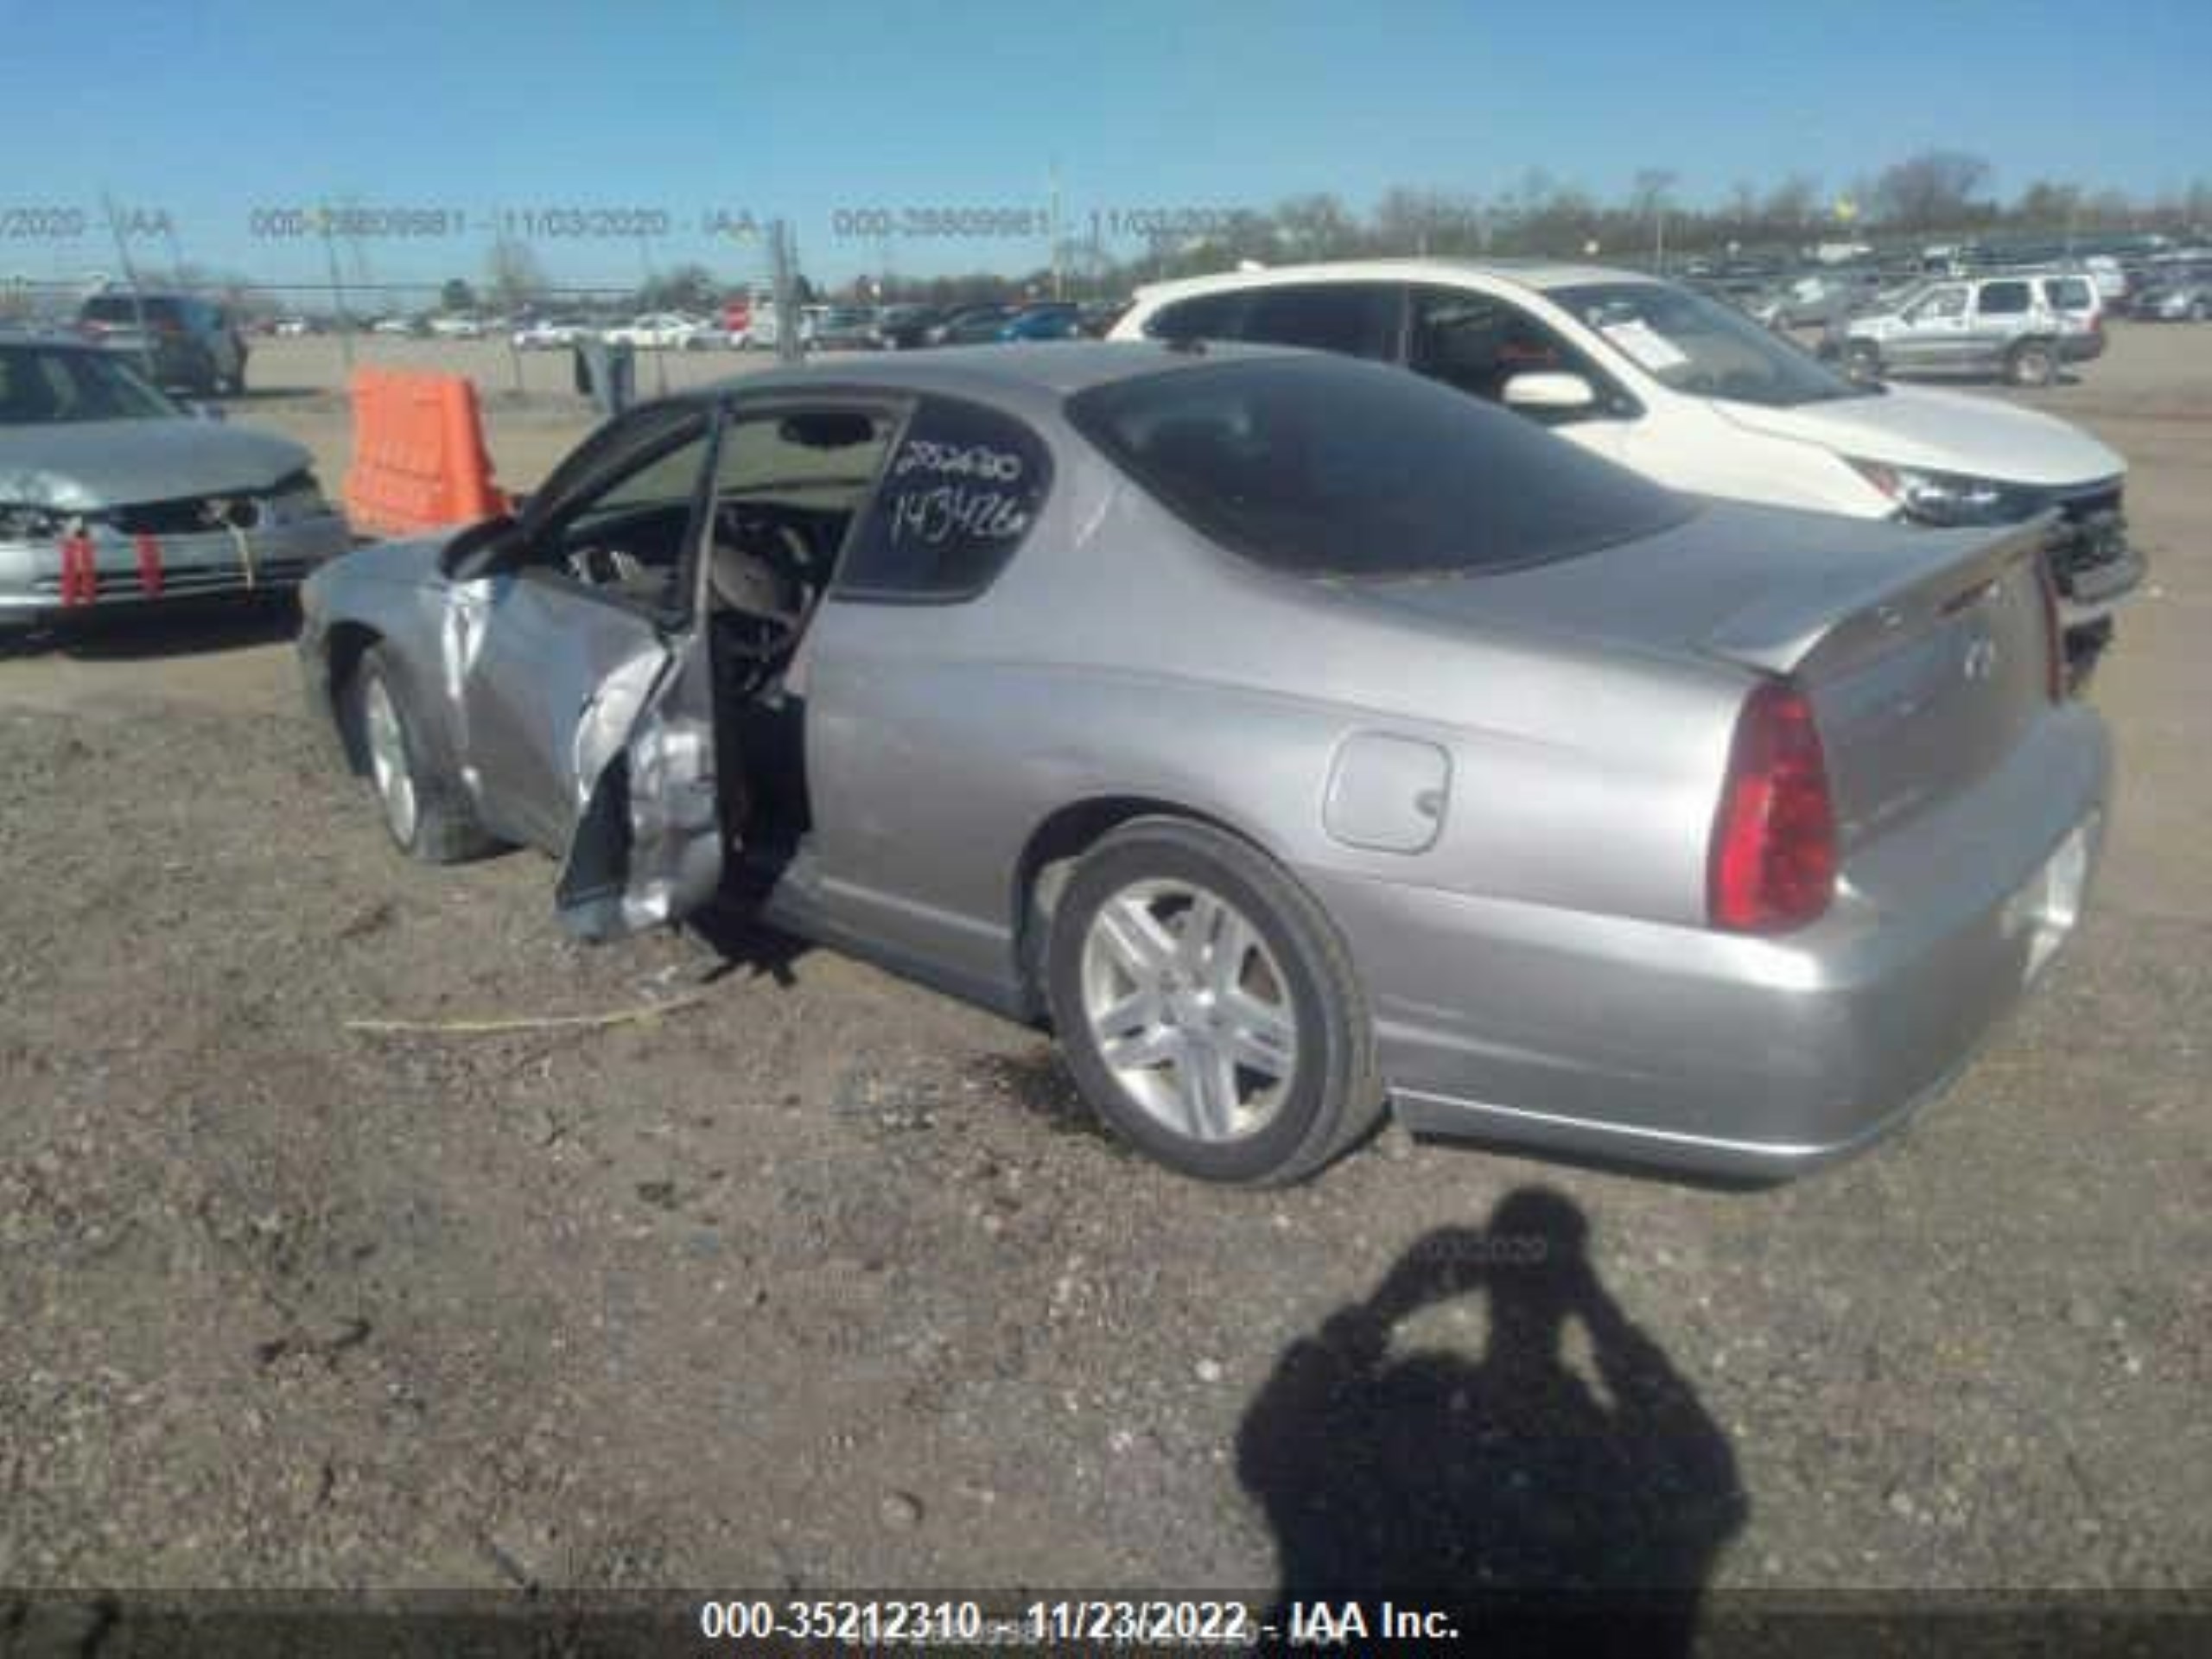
298, 341, 2108, 1185
1, 334, 348, 632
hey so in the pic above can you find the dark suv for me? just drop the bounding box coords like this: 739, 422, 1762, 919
77, 292, 248, 396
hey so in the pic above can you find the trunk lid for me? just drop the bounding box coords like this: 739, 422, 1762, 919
1343, 499, 2057, 850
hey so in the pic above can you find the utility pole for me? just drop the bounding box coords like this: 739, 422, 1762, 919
771, 219, 802, 366
635, 231, 669, 396
1049, 162, 1065, 302
317, 210, 355, 373
99, 191, 155, 382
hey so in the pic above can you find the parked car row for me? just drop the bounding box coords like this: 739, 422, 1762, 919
2126, 259, 2212, 321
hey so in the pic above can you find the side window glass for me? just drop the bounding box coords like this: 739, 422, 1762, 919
1147, 292, 1249, 341
1976, 282, 2031, 316
1238, 283, 1401, 359
534, 415, 714, 613
837, 398, 1052, 603
1912, 287, 1966, 321
1408, 287, 1616, 420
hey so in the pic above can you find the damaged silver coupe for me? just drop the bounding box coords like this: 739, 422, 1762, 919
300, 343, 2107, 1185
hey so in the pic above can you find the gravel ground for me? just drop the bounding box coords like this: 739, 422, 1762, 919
1, 326, 2208, 1611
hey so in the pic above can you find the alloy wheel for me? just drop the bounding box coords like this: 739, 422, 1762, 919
361, 675, 419, 848
1078, 878, 1300, 1143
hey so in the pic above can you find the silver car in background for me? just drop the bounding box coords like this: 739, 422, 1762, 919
2, 334, 349, 636
298, 343, 2107, 1185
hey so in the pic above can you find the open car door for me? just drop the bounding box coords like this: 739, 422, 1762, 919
552, 621, 721, 941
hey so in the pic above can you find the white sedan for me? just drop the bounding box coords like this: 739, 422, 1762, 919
511, 318, 592, 351
601, 313, 714, 350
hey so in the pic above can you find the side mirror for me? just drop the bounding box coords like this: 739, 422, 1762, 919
1501, 371, 1598, 414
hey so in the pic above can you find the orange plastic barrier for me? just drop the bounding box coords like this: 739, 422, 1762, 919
342, 368, 511, 538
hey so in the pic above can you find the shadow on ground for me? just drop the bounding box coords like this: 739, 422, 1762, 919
3, 596, 300, 661
685, 902, 815, 988
1237, 1187, 1746, 1655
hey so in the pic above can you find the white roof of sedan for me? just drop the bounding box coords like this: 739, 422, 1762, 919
701, 339, 1306, 408
1130, 257, 1643, 304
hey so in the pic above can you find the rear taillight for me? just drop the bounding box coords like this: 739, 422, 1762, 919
1709, 680, 1837, 933
2037, 554, 2065, 701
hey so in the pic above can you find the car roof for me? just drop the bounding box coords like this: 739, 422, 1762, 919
1129, 256, 1643, 308
693, 339, 1302, 414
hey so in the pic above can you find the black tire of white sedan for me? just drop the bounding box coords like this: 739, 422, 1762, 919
347, 645, 497, 864
1046, 817, 1386, 1185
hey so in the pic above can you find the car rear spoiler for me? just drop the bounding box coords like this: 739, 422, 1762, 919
1698, 512, 2059, 679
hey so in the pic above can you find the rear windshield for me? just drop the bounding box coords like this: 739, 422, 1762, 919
81, 296, 183, 325
1068, 354, 1691, 578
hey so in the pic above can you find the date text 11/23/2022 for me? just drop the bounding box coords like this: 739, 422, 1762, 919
694, 1597, 1460, 1646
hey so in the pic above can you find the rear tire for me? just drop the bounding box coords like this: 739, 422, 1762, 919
346, 645, 497, 863
2008, 339, 2056, 386
1045, 817, 1385, 1185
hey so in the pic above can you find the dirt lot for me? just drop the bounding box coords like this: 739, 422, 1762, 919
2, 326, 2208, 1609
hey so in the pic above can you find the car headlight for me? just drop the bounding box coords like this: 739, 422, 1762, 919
1846, 459, 2042, 527
263, 474, 334, 525
0, 503, 74, 542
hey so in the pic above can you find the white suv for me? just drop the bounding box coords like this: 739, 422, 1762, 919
1110, 258, 2141, 677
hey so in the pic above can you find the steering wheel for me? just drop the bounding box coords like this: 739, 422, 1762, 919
707, 511, 813, 659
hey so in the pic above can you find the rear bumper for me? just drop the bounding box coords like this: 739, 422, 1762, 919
0, 514, 351, 625
1303, 705, 2110, 1180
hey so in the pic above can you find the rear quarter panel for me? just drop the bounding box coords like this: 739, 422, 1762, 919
801, 440, 1748, 998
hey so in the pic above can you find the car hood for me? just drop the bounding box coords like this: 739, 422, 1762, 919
0, 419, 315, 510
1709, 384, 2122, 486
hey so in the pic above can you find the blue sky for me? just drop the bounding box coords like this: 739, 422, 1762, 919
3, 0, 2206, 294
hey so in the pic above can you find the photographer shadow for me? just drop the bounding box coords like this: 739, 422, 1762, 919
1237, 1187, 1746, 1655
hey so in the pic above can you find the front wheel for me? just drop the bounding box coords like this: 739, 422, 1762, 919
1046, 818, 1384, 1185
346, 646, 497, 863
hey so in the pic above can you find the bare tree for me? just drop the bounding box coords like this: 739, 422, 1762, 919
2013, 180, 2083, 230
1760, 174, 1821, 236
1274, 194, 1359, 260
485, 235, 547, 315
1873, 149, 1993, 232
1372, 188, 1484, 257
